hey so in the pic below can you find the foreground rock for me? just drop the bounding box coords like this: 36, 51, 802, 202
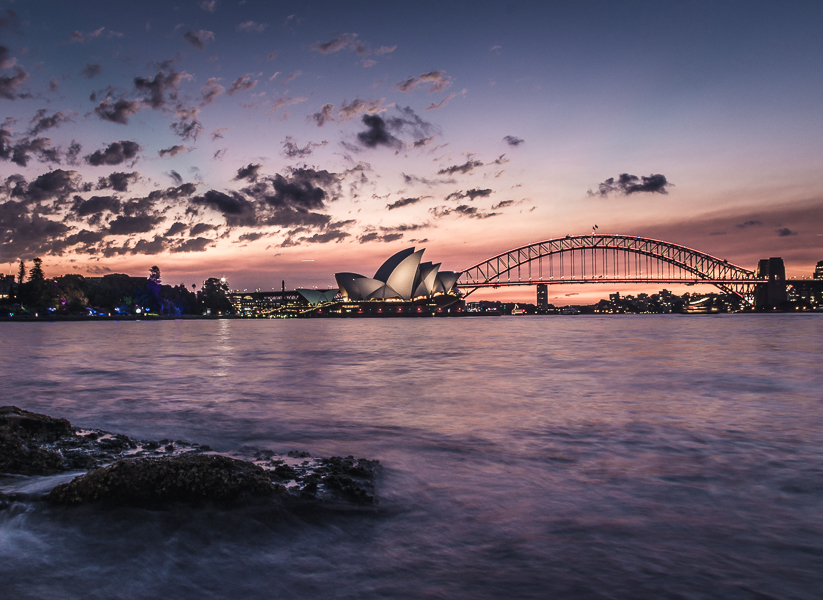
49, 454, 280, 507
0, 406, 74, 474
1, 406, 380, 509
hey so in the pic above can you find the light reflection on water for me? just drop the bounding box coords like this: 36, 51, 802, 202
1, 315, 822, 599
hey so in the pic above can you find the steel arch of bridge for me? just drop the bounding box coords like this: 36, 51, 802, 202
457, 234, 766, 302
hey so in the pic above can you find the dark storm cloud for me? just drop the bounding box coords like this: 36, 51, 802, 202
192, 190, 257, 227
227, 74, 257, 96
589, 173, 673, 196
72, 195, 121, 217
134, 68, 186, 109
503, 135, 524, 146
94, 97, 141, 124
429, 204, 500, 220
387, 197, 421, 210
311, 104, 334, 127
396, 71, 452, 93
184, 30, 214, 50
0, 202, 71, 261
282, 136, 327, 159
357, 115, 402, 149
438, 159, 483, 176
29, 110, 72, 135
190, 222, 216, 236
17, 170, 80, 202
81, 63, 103, 79
777, 227, 798, 237
267, 172, 328, 210
107, 213, 165, 236
96, 171, 139, 192
85, 140, 141, 166
0, 66, 29, 99
234, 163, 262, 182
147, 182, 197, 201
159, 144, 186, 157
171, 237, 212, 253
164, 221, 188, 236
445, 188, 492, 201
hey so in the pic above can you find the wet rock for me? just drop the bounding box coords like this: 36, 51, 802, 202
0, 406, 74, 475
49, 454, 281, 507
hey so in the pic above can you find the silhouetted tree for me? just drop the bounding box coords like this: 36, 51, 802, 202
198, 277, 232, 314
17, 260, 26, 284
28, 258, 44, 282
147, 265, 162, 313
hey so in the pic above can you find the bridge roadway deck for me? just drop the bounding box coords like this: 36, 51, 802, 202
461, 278, 769, 288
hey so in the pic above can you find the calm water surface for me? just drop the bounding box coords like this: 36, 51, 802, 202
1, 315, 822, 599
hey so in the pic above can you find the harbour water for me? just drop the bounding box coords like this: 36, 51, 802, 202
1, 315, 822, 599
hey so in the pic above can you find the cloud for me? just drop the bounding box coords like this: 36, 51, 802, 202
227, 74, 257, 96
777, 227, 798, 237
81, 63, 102, 79
94, 97, 141, 124
107, 213, 165, 236
491, 200, 516, 210
172, 237, 213, 253
445, 188, 492, 201
281, 71, 302, 86
356, 114, 402, 149
374, 45, 396, 55
85, 140, 141, 166
134, 67, 186, 109
429, 204, 500, 219
396, 70, 452, 93
159, 144, 186, 157
190, 223, 216, 236
96, 171, 139, 192
199, 0, 217, 12
200, 77, 225, 105
588, 173, 673, 196
29, 110, 72, 135
184, 30, 214, 50
16, 170, 81, 202
426, 92, 457, 111
438, 159, 483, 176
266, 169, 338, 210
311, 103, 334, 127
2, 136, 59, 167
72, 195, 121, 217
170, 107, 202, 141
0, 9, 20, 33
387, 197, 422, 210
338, 98, 387, 121
168, 170, 183, 185
192, 190, 257, 227
736, 220, 763, 229
492, 154, 509, 165
237, 20, 267, 33
234, 163, 262, 182
0, 66, 28, 99
282, 136, 327, 159
503, 135, 524, 146
362, 59, 377, 68
311, 33, 358, 54
385, 106, 436, 142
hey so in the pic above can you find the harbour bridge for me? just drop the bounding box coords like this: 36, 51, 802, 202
457, 234, 782, 306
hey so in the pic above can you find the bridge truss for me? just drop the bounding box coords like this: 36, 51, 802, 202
457, 234, 766, 303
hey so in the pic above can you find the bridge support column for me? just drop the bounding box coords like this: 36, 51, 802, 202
754, 257, 787, 310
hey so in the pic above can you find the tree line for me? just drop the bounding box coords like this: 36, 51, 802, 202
1, 259, 233, 316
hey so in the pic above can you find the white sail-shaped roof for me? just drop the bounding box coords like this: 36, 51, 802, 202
386, 249, 424, 300
374, 247, 415, 282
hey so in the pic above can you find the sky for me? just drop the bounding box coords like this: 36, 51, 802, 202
2, 0, 822, 302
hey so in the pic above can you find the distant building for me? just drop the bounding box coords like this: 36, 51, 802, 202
0, 274, 16, 300
815, 260, 823, 280
536, 284, 548, 313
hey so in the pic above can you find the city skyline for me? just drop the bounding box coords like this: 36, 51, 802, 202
2, 0, 822, 302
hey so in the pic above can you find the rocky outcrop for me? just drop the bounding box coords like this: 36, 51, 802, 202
0, 406, 74, 474
49, 454, 281, 507
1, 406, 380, 509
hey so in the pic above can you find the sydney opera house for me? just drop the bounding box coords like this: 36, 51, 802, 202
335, 248, 460, 302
